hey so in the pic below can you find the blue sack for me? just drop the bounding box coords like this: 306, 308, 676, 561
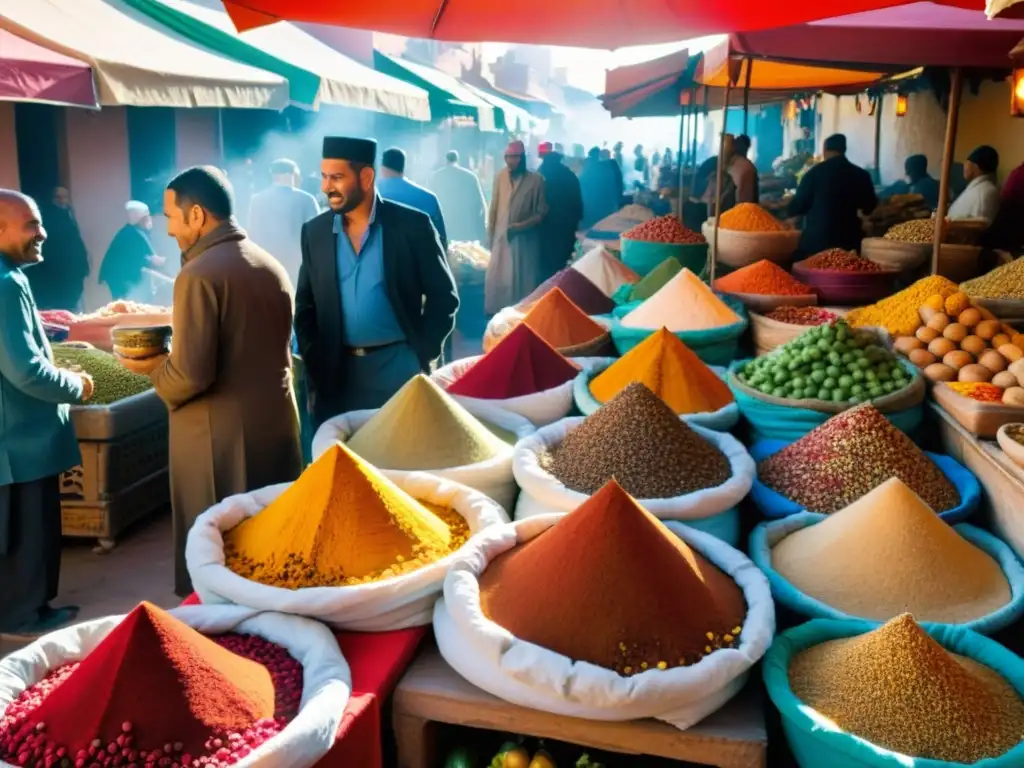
748, 439, 980, 523
679, 506, 740, 546
620, 238, 708, 277
764, 618, 1024, 768
750, 513, 1024, 635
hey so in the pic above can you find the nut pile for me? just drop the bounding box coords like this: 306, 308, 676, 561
789, 614, 1024, 763
53, 344, 153, 405
883, 218, 941, 243
962, 256, 1024, 300
622, 215, 705, 244
757, 403, 960, 513
800, 249, 886, 273
542, 382, 731, 497
764, 306, 839, 326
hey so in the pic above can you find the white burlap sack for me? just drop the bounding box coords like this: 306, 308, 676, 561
0, 605, 350, 768
512, 417, 754, 522
310, 404, 534, 513
434, 516, 774, 729
187, 473, 509, 631
433, 357, 612, 427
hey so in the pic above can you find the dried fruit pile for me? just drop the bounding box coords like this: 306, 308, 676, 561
757, 403, 960, 513
480, 480, 745, 676
622, 215, 704, 244
789, 614, 1024, 763
719, 203, 786, 232
543, 383, 731, 498
0, 603, 301, 768
53, 344, 153, 405
799, 249, 886, 273
764, 306, 838, 326
714, 260, 812, 296
736, 321, 910, 404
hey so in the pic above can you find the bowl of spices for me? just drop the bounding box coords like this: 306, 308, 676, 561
620, 215, 708, 277
713, 260, 818, 314
997, 423, 1024, 468
792, 249, 900, 306
702, 204, 801, 269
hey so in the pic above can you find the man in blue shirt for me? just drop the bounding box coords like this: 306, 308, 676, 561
376, 147, 448, 249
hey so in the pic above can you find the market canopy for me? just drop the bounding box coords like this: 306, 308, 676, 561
461, 82, 537, 133
374, 52, 499, 131
120, 0, 430, 118
0, 27, 98, 108
0, 0, 287, 108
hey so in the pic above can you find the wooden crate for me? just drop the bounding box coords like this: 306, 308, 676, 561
60, 467, 169, 544
393, 647, 767, 768
59, 420, 168, 502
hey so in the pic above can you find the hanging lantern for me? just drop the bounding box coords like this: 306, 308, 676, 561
785, 100, 798, 121
1012, 65, 1024, 117
895, 93, 909, 118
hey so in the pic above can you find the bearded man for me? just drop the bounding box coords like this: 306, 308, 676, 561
294, 136, 458, 428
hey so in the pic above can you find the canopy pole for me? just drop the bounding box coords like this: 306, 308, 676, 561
933, 68, 964, 276
677, 98, 688, 222
742, 58, 753, 135
711, 78, 734, 284
873, 94, 883, 185
689, 86, 704, 193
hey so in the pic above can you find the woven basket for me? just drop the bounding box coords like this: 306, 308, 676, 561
749, 312, 818, 356
860, 237, 930, 272
701, 220, 801, 269
720, 292, 817, 315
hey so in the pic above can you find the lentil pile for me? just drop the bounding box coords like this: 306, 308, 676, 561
736, 321, 911, 404
799, 249, 886, 273
447, 324, 581, 399
961, 256, 1024, 300
883, 218, 941, 243
621, 268, 741, 332
773, 478, 1010, 622
789, 614, 1024, 763
543, 382, 731, 497
224, 443, 469, 588
764, 306, 838, 326
846, 275, 959, 336
0, 602, 297, 767
518, 268, 615, 316
479, 480, 746, 676
713, 260, 812, 296
571, 246, 639, 297
521, 288, 607, 349
346, 374, 507, 471
625, 257, 682, 302
589, 328, 733, 415
758, 403, 959, 513
719, 202, 786, 232
53, 343, 153, 405
622, 215, 705, 244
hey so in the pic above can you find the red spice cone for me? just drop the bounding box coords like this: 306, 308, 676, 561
521, 288, 607, 349
479, 480, 746, 674
25, 602, 275, 755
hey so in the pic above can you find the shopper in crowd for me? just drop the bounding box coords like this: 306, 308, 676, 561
580, 147, 619, 229
130, 166, 301, 597
98, 201, 164, 301
730, 134, 760, 205
982, 158, 1024, 254
633, 144, 651, 189
485, 139, 548, 313
247, 158, 320, 290
788, 133, 877, 257
601, 147, 625, 201
948, 145, 1000, 223
430, 150, 488, 243
537, 141, 583, 279
0, 190, 92, 633
26, 186, 90, 311
376, 146, 447, 249
295, 137, 458, 426
881, 155, 941, 210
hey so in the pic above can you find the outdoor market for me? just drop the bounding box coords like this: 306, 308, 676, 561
5, 0, 1024, 767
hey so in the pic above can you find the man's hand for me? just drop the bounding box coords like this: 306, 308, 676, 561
79, 374, 94, 402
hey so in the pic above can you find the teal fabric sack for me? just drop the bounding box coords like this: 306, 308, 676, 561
750, 513, 1024, 635
764, 618, 1024, 768
680, 506, 740, 546
620, 238, 707, 277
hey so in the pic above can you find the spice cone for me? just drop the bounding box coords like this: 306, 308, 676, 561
773, 478, 1010, 623
225, 443, 463, 587
23, 602, 274, 755
480, 480, 746, 675
628, 258, 682, 302
590, 327, 733, 414
622, 268, 741, 332
446, 324, 580, 399
571, 246, 640, 297
520, 288, 607, 349
347, 374, 507, 470
789, 614, 1024, 763
517, 268, 615, 316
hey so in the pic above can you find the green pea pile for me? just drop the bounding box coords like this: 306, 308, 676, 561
737, 320, 911, 404
53, 344, 153, 405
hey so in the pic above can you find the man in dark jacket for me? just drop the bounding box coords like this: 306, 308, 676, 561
27, 186, 90, 310
537, 142, 583, 278
295, 136, 459, 427
98, 201, 164, 301
788, 134, 877, 257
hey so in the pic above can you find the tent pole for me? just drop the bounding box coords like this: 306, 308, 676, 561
742, 58, 753, 135
711, 78, 734, 284
677, 97, 690, 222
689, 86, 704, 191
873, 94, 883, 185
933, 68, 964, 276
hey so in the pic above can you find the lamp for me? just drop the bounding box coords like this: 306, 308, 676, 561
1012, 66, 1024, 117
895, 93, 909, 117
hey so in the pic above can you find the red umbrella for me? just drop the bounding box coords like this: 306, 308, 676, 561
990, 0, 1024, 17
0, 27, 97, 108
223, 0, 982, 48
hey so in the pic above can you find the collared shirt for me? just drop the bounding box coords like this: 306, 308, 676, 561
948, 174, 1000, 223
335, 196, 406, 347
377, 175, 447, 245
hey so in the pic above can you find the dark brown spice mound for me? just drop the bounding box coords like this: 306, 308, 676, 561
542, 382, 731, 498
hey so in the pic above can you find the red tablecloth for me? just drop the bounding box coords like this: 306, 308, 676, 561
180, 594, 426, 768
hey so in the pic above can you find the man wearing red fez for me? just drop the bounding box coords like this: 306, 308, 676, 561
485, 139, 549, 313
295, 136, 459, 426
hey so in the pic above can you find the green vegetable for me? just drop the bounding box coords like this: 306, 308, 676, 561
445, 746, 478, 768
52, 343, 153, 405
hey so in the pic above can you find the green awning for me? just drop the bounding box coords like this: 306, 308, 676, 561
462, 81, 537, 133
374, 51, 500, 132
119, 0, 431, 118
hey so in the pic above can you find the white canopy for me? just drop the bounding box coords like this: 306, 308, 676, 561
0, 0, 288, 108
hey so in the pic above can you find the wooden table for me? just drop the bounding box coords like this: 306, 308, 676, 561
393, 647, 767, 768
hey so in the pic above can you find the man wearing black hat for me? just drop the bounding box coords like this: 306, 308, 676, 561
948, 145, 1000, 224
788, 133, 877, 258
295, 137, 459, 426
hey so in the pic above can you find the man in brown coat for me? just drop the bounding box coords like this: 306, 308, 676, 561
121, 166, 302, 596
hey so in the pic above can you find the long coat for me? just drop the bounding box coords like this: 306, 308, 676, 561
430, 163, 488, 242
788, 155, 877, 257
538, 154, 583, 278
151, 220, 302, 596
486, 168, 548, 312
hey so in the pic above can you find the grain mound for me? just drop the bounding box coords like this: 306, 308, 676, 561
621, 268, 741, 332
521, 288, 607, 349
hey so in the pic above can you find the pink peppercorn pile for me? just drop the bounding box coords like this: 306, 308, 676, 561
802, 249, 887, 273
765, 306, 839, 326
757, 403, 960, 514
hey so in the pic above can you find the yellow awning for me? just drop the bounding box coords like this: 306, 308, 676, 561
699, 42, 891, 91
